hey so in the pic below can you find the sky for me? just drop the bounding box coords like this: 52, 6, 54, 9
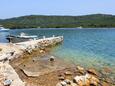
0, 0, 115, 19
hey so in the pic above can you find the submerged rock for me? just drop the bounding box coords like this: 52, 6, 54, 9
49, 56, 55, 62
103, 67, 112, 73
76, 66, 85, 74
76, 66, 84, 71
87, 68, 99, 76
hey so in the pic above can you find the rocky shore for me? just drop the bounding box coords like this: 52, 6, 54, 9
0, 36, 115, 86
10, 46, 115, 86
0, 36, 63, 86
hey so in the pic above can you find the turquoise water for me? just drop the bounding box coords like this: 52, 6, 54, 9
0, 28, 115, 72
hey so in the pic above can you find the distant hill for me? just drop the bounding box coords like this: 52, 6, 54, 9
0, 14, 115, 29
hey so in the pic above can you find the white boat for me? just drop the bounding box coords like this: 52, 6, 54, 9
0, 26, 9, 31
6, 32, 38, 43
19, 32, 37, 38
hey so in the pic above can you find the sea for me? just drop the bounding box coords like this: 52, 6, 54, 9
0, 28, 115, 76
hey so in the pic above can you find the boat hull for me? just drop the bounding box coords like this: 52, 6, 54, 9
6, 36, 31, 43
0, 30, 9, 32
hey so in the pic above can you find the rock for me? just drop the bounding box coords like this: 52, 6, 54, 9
71, 82, 78, 86
56, 81, 68, 86
103, 67, 112, 73
90, 76, 99, 86
85, 73, 92, 79
3, 79, 12, 86
32, 59, 35, 62
73, 76, 84, 85
39, 49, 45, 53
73, 73, 99, 86
84, 78, 90, 86
76, 66, 85, 74
64, 71, 72, 75
101, 81, 109, 86
76, 66, 84, 71
10, 51, 15, 56
105, 77, 112, 83
64, 79, 71, 84
87, 68, 98, 76
49, 56, 55, 61
56, 83, 62, 86
0, 48, 2, 51
59, 76, 65, 80
60, 81, 67, 86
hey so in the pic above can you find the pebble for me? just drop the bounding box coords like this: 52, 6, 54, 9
49, 56, 55, 61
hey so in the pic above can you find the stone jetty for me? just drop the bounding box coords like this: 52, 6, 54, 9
0, 36, 63, 86
0, 36, 63, 61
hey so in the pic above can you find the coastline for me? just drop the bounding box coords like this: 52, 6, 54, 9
0, 36, 115, 86
9, 27, 115, 30
10, 48, 115, 86
0, 36, 63, 86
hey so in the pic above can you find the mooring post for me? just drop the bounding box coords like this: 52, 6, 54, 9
43, 36, 46, 39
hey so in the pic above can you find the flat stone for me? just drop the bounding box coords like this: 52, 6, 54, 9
21, 69, 40, 77
64, 71, 72, 75
87, 68, 99, 76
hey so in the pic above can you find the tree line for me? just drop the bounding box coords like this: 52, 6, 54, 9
0, 14, 115, 29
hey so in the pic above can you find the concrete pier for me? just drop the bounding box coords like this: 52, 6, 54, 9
0, 36, 63, 61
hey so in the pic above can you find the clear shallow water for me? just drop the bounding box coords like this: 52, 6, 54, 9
0, 28, 115, 72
